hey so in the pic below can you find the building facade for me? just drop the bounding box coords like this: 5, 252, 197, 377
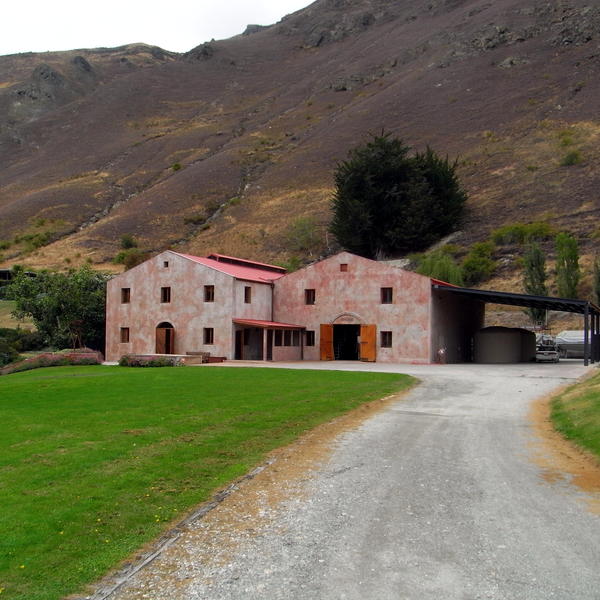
105, 250, 483, 363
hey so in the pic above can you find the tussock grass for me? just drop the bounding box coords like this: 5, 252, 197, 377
0, 365, 413, 600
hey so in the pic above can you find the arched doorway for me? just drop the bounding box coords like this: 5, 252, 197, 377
156, 322, 175, 354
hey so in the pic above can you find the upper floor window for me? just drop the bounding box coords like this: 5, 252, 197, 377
381, 287, 393, 304
244, 286, 252, 304
204, 285, 214, 302
340, 263, 348, 272
161, 287, 171, 303
163, 261, 169, 268
305, 288, 316, 305
121, 288, 131, 303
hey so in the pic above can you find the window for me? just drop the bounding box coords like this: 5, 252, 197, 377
244, 286, 252, 304
274, 330, 283, 346
161, 287, 171, 303
306, 330, 315, 346
381, 331, 393, 348
163, 261, 169, 268
340, 263, 348, 272
203, 327, 214, 344
305, 288, 316, 305
204, 285, 214, 302
121, 288, 130, 303
120, 327, 130, 343
284, 330, 292, 346
292, 330, 300, 347
381, 287, 393, 304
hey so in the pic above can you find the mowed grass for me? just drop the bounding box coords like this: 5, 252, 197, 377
0, 365, 413, 600
551, 370, 600, 460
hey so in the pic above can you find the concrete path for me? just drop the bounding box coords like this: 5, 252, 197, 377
105, 361, 600, 600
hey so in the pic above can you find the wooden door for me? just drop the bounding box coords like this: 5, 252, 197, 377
360, 324, 377, 362
156, 327, 166, 353
320, 324, 334, 360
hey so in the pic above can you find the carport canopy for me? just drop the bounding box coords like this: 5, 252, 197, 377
432, 284, 600, 365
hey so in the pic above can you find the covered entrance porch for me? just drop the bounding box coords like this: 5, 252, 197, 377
232, 319, 305, 361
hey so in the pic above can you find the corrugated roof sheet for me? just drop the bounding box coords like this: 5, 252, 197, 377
233, 318, 305, 329
173, 252, 286, 283
207, 253, 286, 273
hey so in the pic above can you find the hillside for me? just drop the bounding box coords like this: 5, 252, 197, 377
0, 0, 598, 277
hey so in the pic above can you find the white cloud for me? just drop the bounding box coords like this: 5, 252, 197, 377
1, 0, 313, 56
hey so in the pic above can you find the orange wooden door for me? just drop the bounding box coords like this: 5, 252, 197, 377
360, 324, 377, 362
320, 324, 334, 360
156, 327, 166, 353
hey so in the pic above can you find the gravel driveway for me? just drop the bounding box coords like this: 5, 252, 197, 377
99, 361, 600, 600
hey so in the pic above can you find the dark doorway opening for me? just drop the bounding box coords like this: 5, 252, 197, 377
333, 324, 360, 360
156, 322, 175, 354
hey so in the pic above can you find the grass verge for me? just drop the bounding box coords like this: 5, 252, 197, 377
0, 365, 413, 600
551, 370, 600, 461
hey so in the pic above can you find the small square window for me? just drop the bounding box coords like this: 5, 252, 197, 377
381, 287, 393, 304
121, 288, 130, 303
204, 327, 214, 345
163, 261, 169, 268
381, 331, 392, 348
161, 287, 171, 303
340, 263, 348, 272
120, 327, 130, 343
204, 285, 214, 302
305, 331, 315, 346
274, 330, 283, 346
244, 286, 252, 304
305, 289, 316, 305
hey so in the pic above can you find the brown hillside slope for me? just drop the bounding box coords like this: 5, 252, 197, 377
0, 0, 598, 271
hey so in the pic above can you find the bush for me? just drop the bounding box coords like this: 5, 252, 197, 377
118, 354, 184, 367
461, 242, 497, 286
491, 222, 556, 245
416, 251, 464, 285
0, 338, 20, 366
113, 248, 146, 270
560, 150, 582, 166
120, 234, 138, 249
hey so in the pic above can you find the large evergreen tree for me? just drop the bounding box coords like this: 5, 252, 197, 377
523, 243, 548, 325
555, 232, 580, 298
330, 133, 467, 259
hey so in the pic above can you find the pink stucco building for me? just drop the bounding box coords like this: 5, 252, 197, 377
105, 250, 484, 363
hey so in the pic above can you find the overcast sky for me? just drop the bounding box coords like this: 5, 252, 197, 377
1, 0, 314, 57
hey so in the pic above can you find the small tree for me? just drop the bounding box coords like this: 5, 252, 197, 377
555, 232, 580, 298
462, 241, 497, 286
330, 133, 467, 259
6, 266, 109, 350
523, 243, 547, 325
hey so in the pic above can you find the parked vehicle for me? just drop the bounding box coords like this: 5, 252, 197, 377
535, 334, 559, 363
555, 330, 585, 358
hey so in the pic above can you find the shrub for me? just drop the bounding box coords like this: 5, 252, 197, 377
560, 150, 582, 166
120, 234, 138, 249
416, 251, 464, 286
118, 354, 184, 367
462, 242, 497, 286
1, 351, 102, 375
172, 163, 182, 171
491, 222, 556, 245
113, 248, 146, 270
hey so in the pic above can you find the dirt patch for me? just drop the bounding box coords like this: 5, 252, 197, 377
84, 387, 415, 600
528, 388, 600, 515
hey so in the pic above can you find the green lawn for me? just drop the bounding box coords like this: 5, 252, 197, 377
0, 365, 413, 600
551, 370, 600, 460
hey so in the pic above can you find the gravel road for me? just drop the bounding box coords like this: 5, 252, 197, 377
103, 361, 600, 600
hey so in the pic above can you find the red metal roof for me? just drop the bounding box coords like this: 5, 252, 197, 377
207, 253, 286, 273
430, 277, 460, 288
173, 252, 286, 283
233, 318, 305, 329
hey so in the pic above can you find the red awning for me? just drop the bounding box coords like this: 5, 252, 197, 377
233, 318, 305, 330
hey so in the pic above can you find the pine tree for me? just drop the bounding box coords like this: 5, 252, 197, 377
523, 243, 547, 325
555, 232, 580, 298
